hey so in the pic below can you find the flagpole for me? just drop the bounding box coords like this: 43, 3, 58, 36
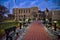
14, 0, 16, 8
14, 0, 16, 21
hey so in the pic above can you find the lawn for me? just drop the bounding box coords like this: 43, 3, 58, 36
3, 20, 15, 22
57, 20, 60, 28
57, 21, 60, 26
0, 22, 19, 35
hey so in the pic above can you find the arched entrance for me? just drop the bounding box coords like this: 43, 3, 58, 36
32, 12, 37, 21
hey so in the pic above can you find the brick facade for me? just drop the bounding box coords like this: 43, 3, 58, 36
13, 7, 38, 21
52, 10, 60, 21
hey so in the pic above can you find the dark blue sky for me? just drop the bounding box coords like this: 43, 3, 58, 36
0, 0, 60, 13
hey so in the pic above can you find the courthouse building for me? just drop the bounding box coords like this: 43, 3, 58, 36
13, 7, 38, 21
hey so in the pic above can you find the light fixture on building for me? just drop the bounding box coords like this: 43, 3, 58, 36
54, 21, 57, 23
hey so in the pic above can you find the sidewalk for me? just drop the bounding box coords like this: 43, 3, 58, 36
17, 23, 32, 40
43, 25, 58, 40
22, 22, 51, 40
0, 22, 31, 40
43, 23, 59, 40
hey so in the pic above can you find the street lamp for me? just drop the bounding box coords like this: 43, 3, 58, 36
54, 21, 57, 31
46, 18, 48, 27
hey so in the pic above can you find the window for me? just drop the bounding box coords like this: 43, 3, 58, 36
21, 9, 22, 13
21, 15, 23, 17
29, 9, 30, 13
26, 10, 27, 13
19, 10, 20, 13
19, 19, 22, 21
19, 16, 20, 18
23, 15, 25, 18
24, 9, 25, 13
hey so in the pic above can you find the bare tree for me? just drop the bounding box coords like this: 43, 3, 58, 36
0, 5, 9, 22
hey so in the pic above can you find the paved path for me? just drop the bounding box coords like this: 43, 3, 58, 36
22, 22, 51, 40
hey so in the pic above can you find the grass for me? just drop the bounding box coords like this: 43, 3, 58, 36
57, 21, 60, 26
0, 22, 19, 35
56, 20, 60, 28
3, 20, 15, 22
1, 22, 19, 29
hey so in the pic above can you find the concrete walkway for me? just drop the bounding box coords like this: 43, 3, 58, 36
17, 24, 32, 40
22, 22, 51, 40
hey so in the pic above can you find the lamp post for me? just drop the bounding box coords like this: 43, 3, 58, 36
54, 21, 57, 31
19, 23, 22, 29
46, 18, 48, 27
45, 8, 49, 26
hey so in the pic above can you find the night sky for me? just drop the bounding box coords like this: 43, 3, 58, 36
0, 0, 60, 13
